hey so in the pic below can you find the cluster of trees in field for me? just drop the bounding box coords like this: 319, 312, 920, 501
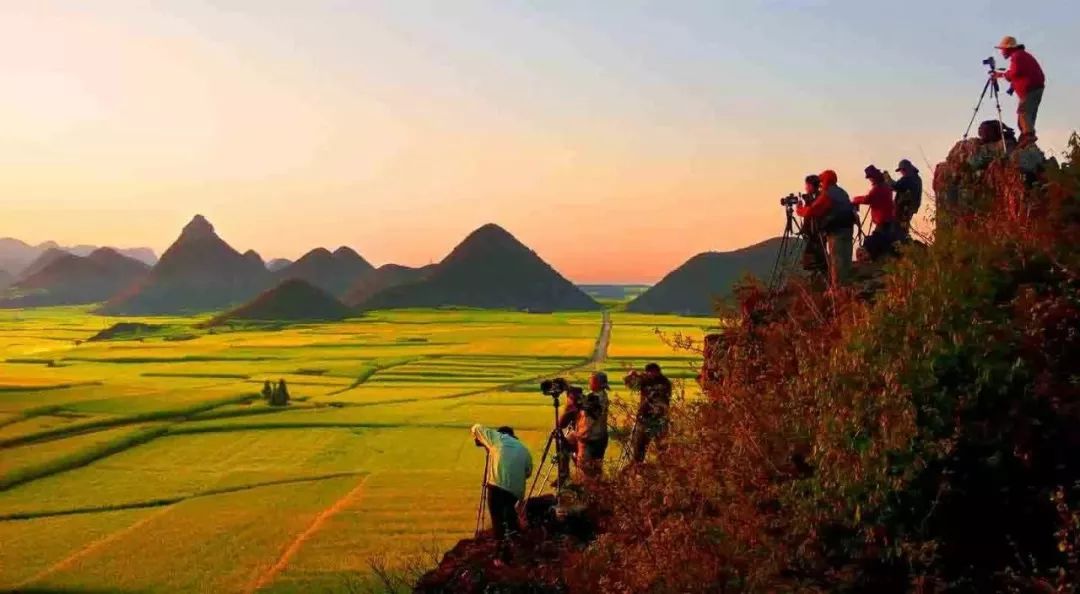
261, 379, 290, 407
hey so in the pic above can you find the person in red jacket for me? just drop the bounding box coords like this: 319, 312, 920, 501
993, 36, 1045, 146
853, 166, 898, 261
797, 170, 855, 287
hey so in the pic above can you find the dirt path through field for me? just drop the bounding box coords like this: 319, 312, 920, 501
12, 503, 176, 590
245, 474, 370, 593
590, 311, 612, 366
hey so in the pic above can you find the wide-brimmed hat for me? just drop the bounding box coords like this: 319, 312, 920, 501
995, 36, 1019, 50
896, 159, 918, 173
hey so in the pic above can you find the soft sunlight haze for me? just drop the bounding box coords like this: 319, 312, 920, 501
2, 1, 1078, 282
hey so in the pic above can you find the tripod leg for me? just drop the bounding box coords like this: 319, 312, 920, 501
991, 80, 1008, 153
475, 452, 489, 537
524, 431, 556, 504
963, 77, 993, 140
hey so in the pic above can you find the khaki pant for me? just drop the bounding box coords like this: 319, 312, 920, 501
827, 230, 853, 287
1018, 87, 1043, 140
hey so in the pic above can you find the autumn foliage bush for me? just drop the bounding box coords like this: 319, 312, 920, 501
567, 136, 1080, 593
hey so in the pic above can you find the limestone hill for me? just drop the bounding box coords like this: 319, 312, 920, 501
626, 237, 788, 315
100, 215, 271, 315
274, 246, 374, 298
356, 224, 599, 311
0, 248, 150, 308
342, 263, 434, 307
208, 278, 353, 324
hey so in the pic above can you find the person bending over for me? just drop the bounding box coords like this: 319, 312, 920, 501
471, 424, 533, 559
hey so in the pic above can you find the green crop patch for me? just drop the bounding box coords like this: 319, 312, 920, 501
0, 306, 692, 590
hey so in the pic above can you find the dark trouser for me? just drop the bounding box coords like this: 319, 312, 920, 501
801, 232, 828, 274
895, 198, 921, 238
578, 435, 609, 478
631, 416, 666, 463
863, 221, 899, 261
1018, 87, 1043, 141
486, 485, 521, 542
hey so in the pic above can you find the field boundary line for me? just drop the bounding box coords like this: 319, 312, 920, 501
0, 393, 255, 450
0, 471, 365, 522
327, 357, 420, 396
246, 474, 371, 593
10, 502, 177, 590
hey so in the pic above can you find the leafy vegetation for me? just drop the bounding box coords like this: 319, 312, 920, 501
563, 136, 1080, 592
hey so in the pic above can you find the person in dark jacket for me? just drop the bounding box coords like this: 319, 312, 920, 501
797, 170, 856, 287
628, 363, 673, 463
889, 159, 923, 239
853, 165, 898, 261
993, 36, 1045, 146
800, 175, 828, 275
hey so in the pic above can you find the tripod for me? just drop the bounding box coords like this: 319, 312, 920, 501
474, 451, 490, 537
521, 394, 570, 508
767, 203, 806, 292
962, 65, 1008, 155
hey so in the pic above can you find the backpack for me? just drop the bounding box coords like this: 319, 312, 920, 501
978, 120, 1016, 144
821, 186, 857, 232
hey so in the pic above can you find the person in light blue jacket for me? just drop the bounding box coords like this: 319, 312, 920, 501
472, 424, 533, 549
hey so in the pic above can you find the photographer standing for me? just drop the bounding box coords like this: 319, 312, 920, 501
556, 387, 583, 483
797, 170, 856, 288
628, 363, 673, 463
800, 175, 828, 274
572, 372, 611, 478
889, 159, 922, 239
853, 166, 899, 261
992, 36, 1045, 147
471, 424, 533, 557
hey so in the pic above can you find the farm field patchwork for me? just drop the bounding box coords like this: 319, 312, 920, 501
0, 306, 704, 592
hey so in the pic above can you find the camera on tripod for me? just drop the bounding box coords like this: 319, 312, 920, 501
539, 377, 569, 398
779, 193, 801, 208
982, 56, 996, 69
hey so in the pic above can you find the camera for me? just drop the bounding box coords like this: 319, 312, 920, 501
539, 377, 569, 397
982, 56, 996, 69
779, 193, 801, 208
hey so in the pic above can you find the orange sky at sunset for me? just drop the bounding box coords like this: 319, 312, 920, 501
3, 3, 1078, 283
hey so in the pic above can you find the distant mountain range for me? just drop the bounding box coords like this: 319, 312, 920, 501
0, 248, 150, 308
2, 216, 790, 318
578, 284, 651, 301
355, 223, 600, 311
626, 237, 790, 316
0, 238, 156, 277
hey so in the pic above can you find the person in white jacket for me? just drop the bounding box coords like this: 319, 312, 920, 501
472, 424, 533, 551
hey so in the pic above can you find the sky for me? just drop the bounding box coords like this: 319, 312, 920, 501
1, 1, 1078, 283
